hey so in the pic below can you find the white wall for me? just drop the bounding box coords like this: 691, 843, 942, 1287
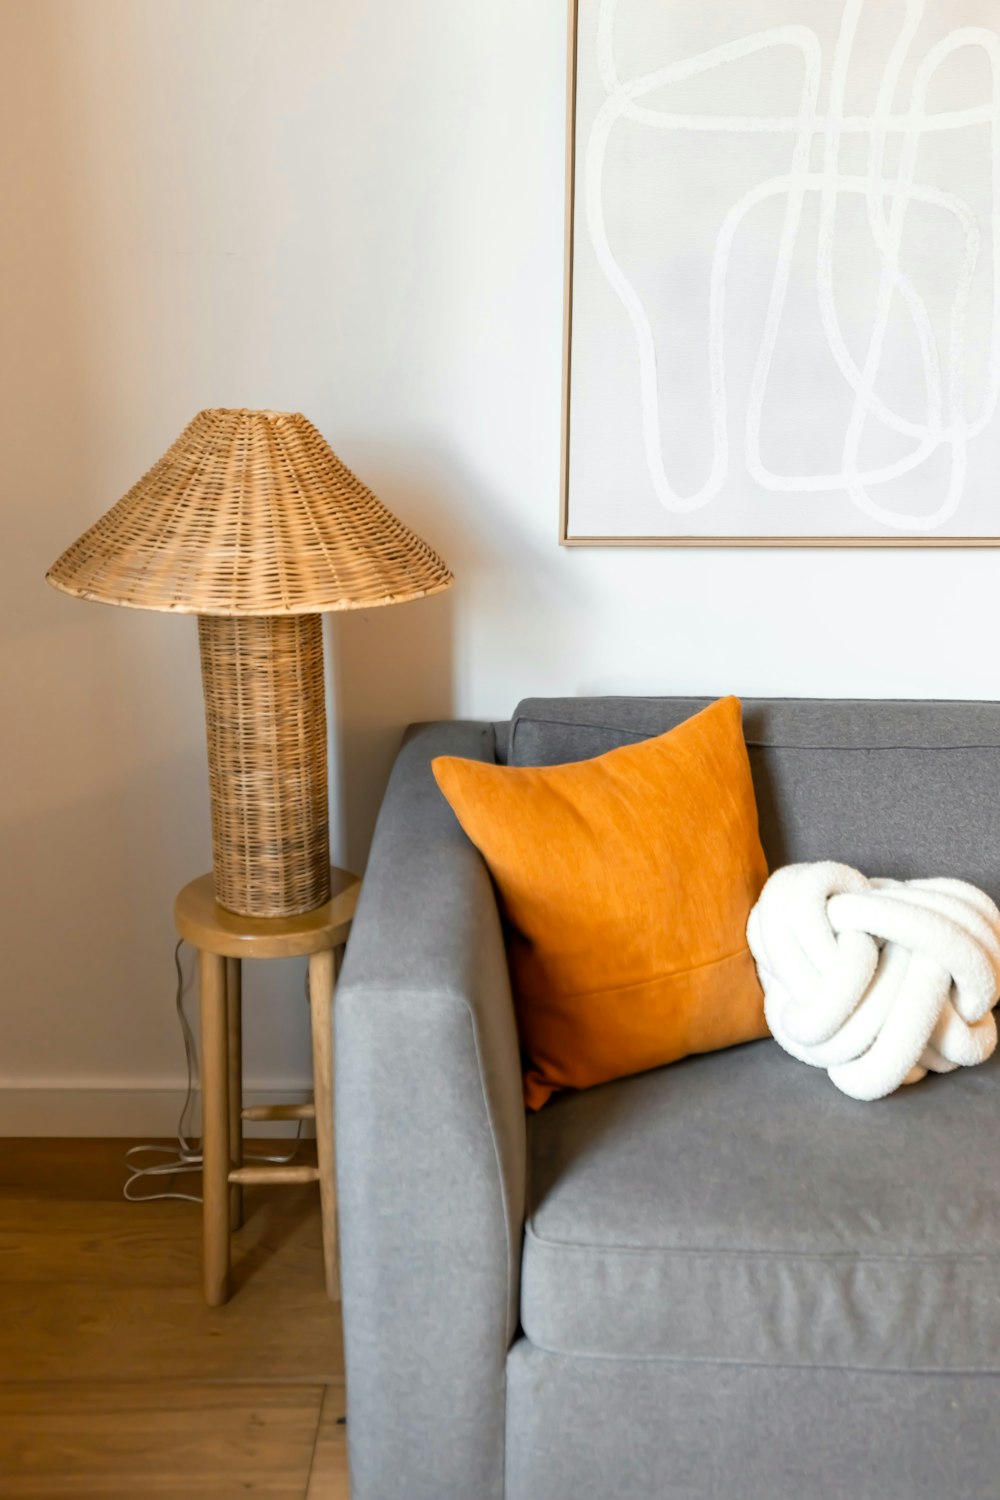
2, 0, 996, 1132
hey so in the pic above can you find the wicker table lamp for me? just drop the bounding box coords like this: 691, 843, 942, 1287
47, 408, 453, 917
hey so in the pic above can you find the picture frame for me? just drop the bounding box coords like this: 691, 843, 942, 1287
563, 0, 1000, 549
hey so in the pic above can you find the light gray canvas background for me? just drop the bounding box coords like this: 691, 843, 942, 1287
566, 0, 1000, 540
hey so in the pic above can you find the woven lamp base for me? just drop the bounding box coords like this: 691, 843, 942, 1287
198, 614, 331, 918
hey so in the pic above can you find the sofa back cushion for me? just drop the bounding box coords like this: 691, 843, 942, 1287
508, 698, 1000, 902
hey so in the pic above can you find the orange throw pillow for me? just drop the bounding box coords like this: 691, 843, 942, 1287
432, 697, 769, 1109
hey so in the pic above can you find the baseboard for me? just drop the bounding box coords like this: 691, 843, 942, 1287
0, 1085, 315, 1138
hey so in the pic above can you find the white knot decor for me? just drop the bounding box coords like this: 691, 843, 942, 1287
746, 862, 1000, 1101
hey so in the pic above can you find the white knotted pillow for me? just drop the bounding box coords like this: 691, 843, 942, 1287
747, 862, 1000, 1100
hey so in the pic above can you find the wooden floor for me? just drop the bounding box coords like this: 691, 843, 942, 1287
0, 1139, 349, 1498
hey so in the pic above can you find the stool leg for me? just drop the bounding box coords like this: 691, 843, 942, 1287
308, 948, 339, 1301
199, 950, 230, 1306
226, 956, 243, 1231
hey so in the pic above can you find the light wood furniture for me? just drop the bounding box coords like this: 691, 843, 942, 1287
174, 865, 360, 1307
0, 1138, 349, 1497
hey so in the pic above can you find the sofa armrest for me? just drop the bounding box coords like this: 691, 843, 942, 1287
335, 720, 526, 1500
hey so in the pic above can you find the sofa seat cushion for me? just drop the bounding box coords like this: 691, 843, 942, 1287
522, 1038, 1000, 1371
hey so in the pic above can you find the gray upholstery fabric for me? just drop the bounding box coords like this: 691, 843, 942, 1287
340, 699, 1000, 1498
494, 719, 511, 764
510, 697, 1000, 901
505, 1341, 1000, 1500
335, 721, 525, 1500
523, 1039, 1000, 1369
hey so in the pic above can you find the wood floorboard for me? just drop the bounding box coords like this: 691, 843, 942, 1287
305, 1386, 349, 1500
0, 1138, 319, 1203
0, 1277, 345, 1384
0, 1140, 350, 1497
0, 1190, 329, 1286
0, 1382, 325, 1497
0, 1138, 196, 1201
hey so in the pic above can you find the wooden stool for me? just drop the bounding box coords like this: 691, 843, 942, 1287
174, 867, 360, 1307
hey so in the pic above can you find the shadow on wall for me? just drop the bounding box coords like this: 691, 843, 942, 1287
325, 451, 458, 875
0, 744, 211, 1084
0, 734, 317, 1094
329, 589, 454, 875
323, 432, 586, 873
1, 4, 100, 631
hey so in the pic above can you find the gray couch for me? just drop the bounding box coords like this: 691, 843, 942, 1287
335, 697, 1000, 1500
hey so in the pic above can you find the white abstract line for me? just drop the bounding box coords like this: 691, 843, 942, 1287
585, 0, 1000, 528
611, 107, 994, 135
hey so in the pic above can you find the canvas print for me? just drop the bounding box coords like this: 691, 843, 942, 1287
562, 0, 1000, 543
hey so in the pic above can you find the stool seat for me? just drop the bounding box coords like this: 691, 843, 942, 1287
175, 867, 359, 959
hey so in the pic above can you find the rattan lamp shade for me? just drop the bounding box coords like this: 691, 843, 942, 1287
47, 409, 453, 917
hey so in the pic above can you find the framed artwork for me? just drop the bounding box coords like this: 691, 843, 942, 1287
561, 0, 1000, 546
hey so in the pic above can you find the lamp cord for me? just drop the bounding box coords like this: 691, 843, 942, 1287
123, 939, 303, 1203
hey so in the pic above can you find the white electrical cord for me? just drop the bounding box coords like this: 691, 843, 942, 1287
124, 939, 304, 1203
